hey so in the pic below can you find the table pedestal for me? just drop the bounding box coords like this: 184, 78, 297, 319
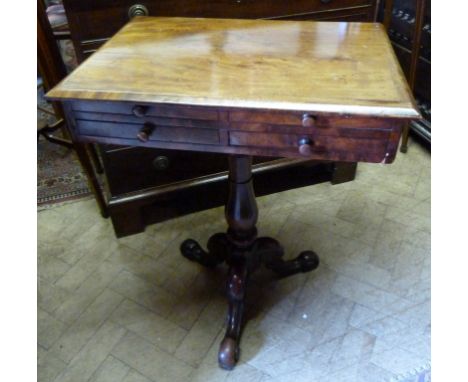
180, 155, 319, 370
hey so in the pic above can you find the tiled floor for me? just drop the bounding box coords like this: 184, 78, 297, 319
38, 139, 430, 382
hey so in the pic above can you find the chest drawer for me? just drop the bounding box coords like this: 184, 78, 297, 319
72, 100, 220, 121
228, 129, 393, 162
227, 111, 402, 163
100, 146, 229, 195
65, 0, 374, 41
76, 120, 220, 146
72, 100, 222, 146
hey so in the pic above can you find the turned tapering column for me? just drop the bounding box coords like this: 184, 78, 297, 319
180, 154, 319, 370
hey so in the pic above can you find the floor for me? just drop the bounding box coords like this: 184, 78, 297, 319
38, 139, 431, 382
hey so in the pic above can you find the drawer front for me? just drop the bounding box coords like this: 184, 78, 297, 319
100, 145, 276, 195
77, 120, 220, 145
72, 100, 222, 146
72, 100, 219, 121
227, 110, 401, 163
228, 130, 393, 163
229, 110, 398, 130
100, 146, 230, 195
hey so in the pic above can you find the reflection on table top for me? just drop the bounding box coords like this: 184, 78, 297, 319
48, 17, 419, 119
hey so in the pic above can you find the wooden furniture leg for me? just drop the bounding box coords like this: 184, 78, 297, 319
400, 122, 410, 153
74, 143, 109, 218
87, 143, 104, 174
180, 155, 319, 370
331, 162, 358, 184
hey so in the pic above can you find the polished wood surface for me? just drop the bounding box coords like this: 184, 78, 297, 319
48, 16, 418, 118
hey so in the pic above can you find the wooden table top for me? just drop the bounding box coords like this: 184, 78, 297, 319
48, 17, 419, 119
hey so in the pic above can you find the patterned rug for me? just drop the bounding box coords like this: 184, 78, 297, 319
37, 86, 92, 208
37, 138, 92, 208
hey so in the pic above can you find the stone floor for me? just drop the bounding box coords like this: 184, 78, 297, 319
38, 139, 431, 382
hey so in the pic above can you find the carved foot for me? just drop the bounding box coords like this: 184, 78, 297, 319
219, 337, 239, 370
257, 236, 319, 277
218, 261, 247, 370
270, 251, 319, 277
180, 233, 228, 268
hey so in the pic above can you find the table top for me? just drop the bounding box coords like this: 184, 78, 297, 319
47, 16, 419, 119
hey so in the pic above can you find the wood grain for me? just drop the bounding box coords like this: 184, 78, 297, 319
47, 17, 419, 119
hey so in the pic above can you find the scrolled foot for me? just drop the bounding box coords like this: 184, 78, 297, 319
218, 337, 239, 370
265, 248, 319, 278
180, 238, 224, 268
296, 251, 320, 272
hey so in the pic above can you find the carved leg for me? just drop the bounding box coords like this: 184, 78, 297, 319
257, 237, 319, 278
219, 258, 248, 370
180, 233, 228, 268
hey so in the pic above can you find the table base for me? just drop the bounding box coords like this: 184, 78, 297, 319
180, 155, 319, 370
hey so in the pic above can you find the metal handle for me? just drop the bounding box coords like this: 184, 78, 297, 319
302, 113, 316, 128
298, 137, 314, 156
320, 0, 332, 4
132, 105, 148, 117
137, 123, 155, 142
128, 4, 149, 19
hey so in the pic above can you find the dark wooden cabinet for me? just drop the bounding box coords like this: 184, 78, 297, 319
378, 0, 430, 144
62, 0, 379, 237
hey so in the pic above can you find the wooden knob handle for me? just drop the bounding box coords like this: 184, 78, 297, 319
132, 105, 148, 118
137, 123, 155, 142
298, 137, 313, 156
302, 114, 316, 128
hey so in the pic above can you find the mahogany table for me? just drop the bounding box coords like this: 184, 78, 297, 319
47, 16, 420, 370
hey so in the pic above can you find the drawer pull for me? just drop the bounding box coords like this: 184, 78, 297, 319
132, 105, 148, 117
128, 4, 149, 19
302, 114, 316, 128
320, 0, 332, 4
298, 137, 314, 156
137, 123, 155, 142
152, 156, 170, 171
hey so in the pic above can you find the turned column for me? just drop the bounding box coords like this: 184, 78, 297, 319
225, 155, 258, 246
218, 155, 257, 369
180, 154, 319, 370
